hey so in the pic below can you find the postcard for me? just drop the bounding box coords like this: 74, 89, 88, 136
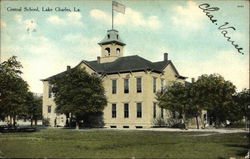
0, 0, 249, 158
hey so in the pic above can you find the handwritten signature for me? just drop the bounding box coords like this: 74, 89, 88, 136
199, 3, 244, 55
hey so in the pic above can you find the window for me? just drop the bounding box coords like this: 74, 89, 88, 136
112, 80, 117, 94
153, 103, 157, 118
48, 85, 52, 98
110, 126, 117, 128
161, 79, 165, 92
136, 77, 142, 93
48, 105, 51, 113
123, 126, 129, 128
124, 103, 129, 118
107, 34, 110, 39
116, 48, 120, 54
137, 103, 142, 118
153, 77, 157, 93
112, 104, 116, 118
161, 107, 164, 118
124, 79, 129, 93
105, 47, 110, 56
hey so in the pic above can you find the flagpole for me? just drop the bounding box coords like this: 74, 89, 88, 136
112, 1, 114, 30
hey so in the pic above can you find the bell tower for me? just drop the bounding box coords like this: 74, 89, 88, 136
98, 29, 126, 63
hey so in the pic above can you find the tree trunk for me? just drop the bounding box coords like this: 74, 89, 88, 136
75, 116, 80, 129
54, 118, 57, 127
69, 117, 72, 127
13, 114, 16, 127
200, 112, 205, 129
65, 113, 69, 127
35, 119, 37, 126
9, 116, 13, 126
183, 114, 188, 130
195, 115, 199, 129
31, 118, 33, 126
66, 118, 69, 127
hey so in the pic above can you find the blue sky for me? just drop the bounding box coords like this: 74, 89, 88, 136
1, 0, 249, 93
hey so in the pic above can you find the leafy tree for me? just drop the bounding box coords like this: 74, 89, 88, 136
23, 92, 42, 126
157, 74, 238, 129
156, 82, 195, 129
192, 74, 236, 127
233, 89, 250, 122
50, 67, 107, 129
0, 56, 29, 126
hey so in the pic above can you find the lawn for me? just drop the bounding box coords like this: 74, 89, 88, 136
0, 128, 248, 159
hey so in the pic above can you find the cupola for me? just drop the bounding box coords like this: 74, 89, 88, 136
98, 29, 126, 63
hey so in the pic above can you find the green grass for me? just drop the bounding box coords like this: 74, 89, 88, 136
0, 128, 248, 158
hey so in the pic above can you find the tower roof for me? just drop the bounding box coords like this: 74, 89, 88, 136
98, 29, 126, 46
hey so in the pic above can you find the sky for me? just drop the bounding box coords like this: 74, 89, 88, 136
0, 0, 249, 93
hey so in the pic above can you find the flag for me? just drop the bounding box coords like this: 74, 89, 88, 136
112, 1, 125, 14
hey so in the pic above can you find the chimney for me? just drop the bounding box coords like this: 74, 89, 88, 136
97, 56, 101, 63
191, 78, 195, 83
67, 65, 71, 71
164, 53, 168, 61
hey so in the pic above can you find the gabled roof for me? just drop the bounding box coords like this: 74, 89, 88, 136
42, 55, 186, 81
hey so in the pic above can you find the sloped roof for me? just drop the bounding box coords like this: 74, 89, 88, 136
83, 55, 170, 74
98, 29, 126, 46
42, 55, 186, 81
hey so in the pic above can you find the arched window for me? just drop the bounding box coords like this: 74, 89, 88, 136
105, 47, 110, 56
116, 48, 121, 55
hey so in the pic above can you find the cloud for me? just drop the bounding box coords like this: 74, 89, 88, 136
47, 15, 65, 24
171, 1, 206, 30
62, 34, 101, 58
18, 35, 77, 93
147, 16, 162, 30
179, 50, 249, 91
90, 8, 162, 30
90, 9, 110, 24
47, 12, 83, 26
3, 32, 102, 93
1, 45, 22, 58
68, 12, 81, 21
21, 55, 77, 94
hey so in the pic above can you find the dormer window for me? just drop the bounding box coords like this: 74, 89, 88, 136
117, 35, 119, 39
105, 47, 110, 56
116, 48, 120, 55
107, 34, 110, 39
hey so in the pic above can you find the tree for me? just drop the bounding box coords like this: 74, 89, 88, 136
233, 89, 250, 122
192, 74, 236, 127
0, 56, 29, 127
157, 74, 238, 129
50, 67, 107, 129
23, 92, 42, 126
156, 82, 195, 129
